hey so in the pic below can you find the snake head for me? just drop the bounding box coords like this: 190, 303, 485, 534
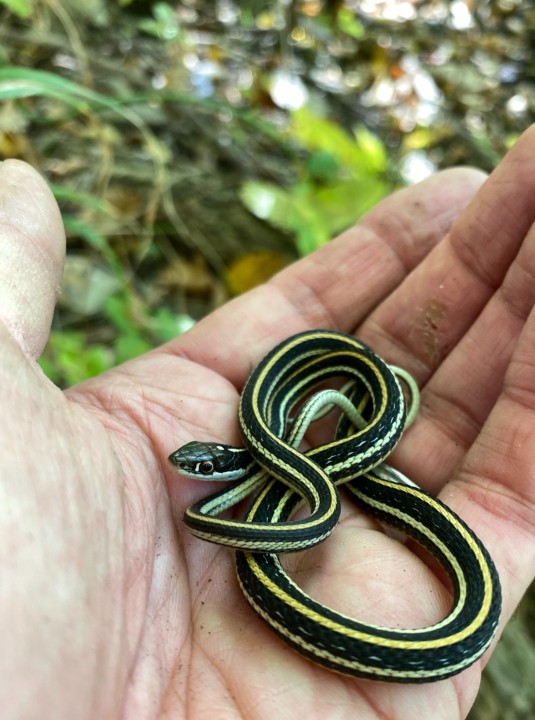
168, 441, 246, 480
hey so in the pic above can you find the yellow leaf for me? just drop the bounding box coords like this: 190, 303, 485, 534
226, 251, 288, 295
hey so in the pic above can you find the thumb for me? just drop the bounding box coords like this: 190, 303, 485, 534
0, 159, 65, 359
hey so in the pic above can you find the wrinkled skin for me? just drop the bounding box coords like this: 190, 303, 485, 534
2, 125, 535, 720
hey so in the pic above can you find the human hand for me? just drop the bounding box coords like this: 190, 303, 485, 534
2, 126, 535, 720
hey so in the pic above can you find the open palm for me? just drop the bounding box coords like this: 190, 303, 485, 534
3, 127, 535, 720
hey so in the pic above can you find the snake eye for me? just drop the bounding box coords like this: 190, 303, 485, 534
198, 460, 215, 475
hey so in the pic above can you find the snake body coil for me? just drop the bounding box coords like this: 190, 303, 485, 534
169, 330, 501, 682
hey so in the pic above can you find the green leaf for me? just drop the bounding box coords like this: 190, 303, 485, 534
0, 0, 32, 18
62, 215, 123, 278
138, 3, 181, 40
151, 308, 195, 341
291, 108, 387, 175
42, 332, 113, 386
240, 180, 329, 254
114, 334, 151, 364
352, 125, 388, 174
0, 67, 167, 164
337, 8, 365, 38
292, 107, 363, 172
307, 150, 340, 182
51, 184, 115, 215
314, 178, 389, 235
104, 295, 139, 335
0, 66, 109, 109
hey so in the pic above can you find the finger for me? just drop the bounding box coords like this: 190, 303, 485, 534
170, 167, 485, 387
360, 126, 535, 487
440, 304, 535, 628
0, 159, 65, 359
399, 222, 535, 491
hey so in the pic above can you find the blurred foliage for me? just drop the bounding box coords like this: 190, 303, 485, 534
0, 0, 533, 384
241, 109, 390, 254
40, 290, 194, 385
0, 0, 31, 17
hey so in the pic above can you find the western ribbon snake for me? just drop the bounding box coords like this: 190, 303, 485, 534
169, 330, 501, 683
